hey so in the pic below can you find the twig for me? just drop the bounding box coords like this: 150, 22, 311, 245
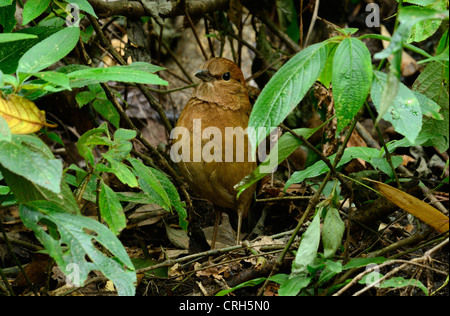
257, 115, 359, 295
364, 101, 401, 188
184, 4, 209, 60
280, 123, 353, 194
350, 238, 449, 296
87, 15, 174, 132
259, 12, 300, 52
304, 0, 319, 48
256, 195, 313, 202
77, 22, 194, 216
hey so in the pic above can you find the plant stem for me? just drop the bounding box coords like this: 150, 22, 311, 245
364, 101, 401, 188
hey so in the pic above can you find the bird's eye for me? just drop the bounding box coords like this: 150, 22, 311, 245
222, 72, 231, 81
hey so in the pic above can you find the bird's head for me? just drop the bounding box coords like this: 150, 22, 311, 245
193, 58, 249, 110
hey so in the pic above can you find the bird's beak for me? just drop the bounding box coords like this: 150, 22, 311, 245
195, 69, 213, 82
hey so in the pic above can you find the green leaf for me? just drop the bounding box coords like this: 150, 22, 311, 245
278, 275, 312, 296
412, 61, 449, 152
0, 0, 13, 6
27, 71, 71, 89
1, 167, 78, 213
216, 277, 266, 296
0, 2, 16, 33
0, 33, 38, 43
65, 0, 97, 18
103, 154, 138, 188
359, 273, 428, 295
318, 260, 343, 286
75, 90, 95, 107
0, 115, 11, 142
375, 6, 449, 60
343, 257, 387, 269
0, 134, 62, 194
99, 181, 126, 235
20, 201, 136, 296
248, 41, 330, 152
76, 123, 109, 165
0, 26, 62, 74
22, 0, 51, 26
333, 38, 372, 134
128, 158, 172, 212
92, 99, 120, 128
17, 27, 80, 74
318, 43, 338, 88
371, 156, 403, 178
67, 64, 168, 88
407, 1, 448, 43
322, 206, 345, 258
235, 127, 318, 197
151, 167, 188, 231
292, 210, 321, 276
371, 71, 422, 143
114, 128, 137, 142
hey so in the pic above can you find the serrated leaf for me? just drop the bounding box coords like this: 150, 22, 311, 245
151, 167, 187, 231
17, 27, 80, 74
1, 167, 78, 213
99, 181, 126, 235
248, 41, 329, 152
0, 134, 62, 194
332, 38, 372, 134
407, 1, 448, 43
19, 201, 136, 296
412, 61, 449, 152
128, 158, 171, 212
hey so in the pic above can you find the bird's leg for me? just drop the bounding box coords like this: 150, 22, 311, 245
236, 209, 243, 245
210, 209, 222, 249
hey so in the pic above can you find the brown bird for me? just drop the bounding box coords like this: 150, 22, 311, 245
172, 57, 257, 249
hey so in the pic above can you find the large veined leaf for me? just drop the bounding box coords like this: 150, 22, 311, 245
373, 6, 448, 122
0, 134, 62, 194
248, 41, 330, 153
99, 181, 126, 235
332, 38, 372, 134
371, 71, 422, 143
20, 201, 136, 296
291, 210, 321, 276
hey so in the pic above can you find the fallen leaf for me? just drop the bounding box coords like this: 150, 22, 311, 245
0, 94, 57, 134
366, 178, 449, 233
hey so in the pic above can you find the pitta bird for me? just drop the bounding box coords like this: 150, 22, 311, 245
173, 57, 256, 248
